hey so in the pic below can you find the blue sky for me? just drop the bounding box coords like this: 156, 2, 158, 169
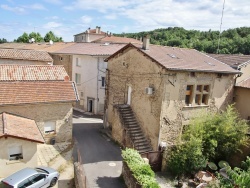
1, 0, 250, 42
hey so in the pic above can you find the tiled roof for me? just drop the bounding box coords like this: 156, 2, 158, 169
0, 65, 68, 81
0, 49, 53, 62
0, 112, 44, 143
0, 42, 75, 53
208, 54, 250, 69
92, 36, 142, 44
236, 77, 250, 89
0, 81, 78, 105
106, 43, 239, 74
53, 43, 126, 56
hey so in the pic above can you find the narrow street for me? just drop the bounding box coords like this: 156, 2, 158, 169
73, 111, 126, 188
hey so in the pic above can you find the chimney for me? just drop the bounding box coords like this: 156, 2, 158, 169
98, 26, 101, 34
96, 26, 98, 34
142, 35, 150, 50
86, 32, 90, 42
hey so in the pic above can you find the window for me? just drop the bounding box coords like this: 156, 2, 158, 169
75, 73, 81, 84
18, 179, 32, 188
81, 92, 83, 97
190, 72, 196, 77
60, 56, 63, 61
101, 77, 105, 87
9, 145, 23, 160
185, 84, 210, 106
44, 121, 56, 134
185, 85, 193, 105
195, 85, 210, 105
76, 58, 80, 66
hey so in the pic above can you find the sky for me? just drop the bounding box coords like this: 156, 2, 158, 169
1, 0, 250, 42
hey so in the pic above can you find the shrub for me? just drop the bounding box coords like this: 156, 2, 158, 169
122, 148, 160, 188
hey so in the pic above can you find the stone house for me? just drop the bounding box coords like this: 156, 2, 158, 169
0, 65, 79, 144
104, 39, 239, 153
51, 43, 125, 114
0, 48, 53, 65
0, 112, 44, 177
74, 26, 106, 42
209, 54, 250, 120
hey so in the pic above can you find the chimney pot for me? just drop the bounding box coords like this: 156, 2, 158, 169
96, 26, 98, 33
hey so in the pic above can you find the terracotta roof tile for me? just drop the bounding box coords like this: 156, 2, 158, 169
0, 81, 78, 105
208, 54, 250, 68
236, 77, 250, 88
0, 65, 68, 81
0, 42, 75, 53
93, 36, 142, 44
53, 43, 126, 56
0, 49, 53, 62
106, 43, 239, 74
0, 112, 44, 143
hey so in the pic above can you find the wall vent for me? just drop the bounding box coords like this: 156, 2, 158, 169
145, 87, 154, 95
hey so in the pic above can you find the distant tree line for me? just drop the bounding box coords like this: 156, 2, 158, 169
0, 38, 7, 43
114, 27, 250, 55
14, 31, 63, 43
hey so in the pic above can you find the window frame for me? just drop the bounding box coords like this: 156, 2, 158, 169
185, 84, 210, 106
44, 121, 56, 134
75, 73, 81, 84
8, 145, 23, 161
101, 77, 106, 88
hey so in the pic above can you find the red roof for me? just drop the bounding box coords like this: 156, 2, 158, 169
53, 43, 126, 56
0, 48, 53, 62
106, 43, 239, 74
0, 81, 78, 105
0, 65, 68, 81
0, 112, 44, 143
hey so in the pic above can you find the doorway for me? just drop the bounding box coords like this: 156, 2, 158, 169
127, 86, 132, 105
87, 98, 94, 112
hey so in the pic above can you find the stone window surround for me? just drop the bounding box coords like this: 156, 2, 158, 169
185, 83, 210, 107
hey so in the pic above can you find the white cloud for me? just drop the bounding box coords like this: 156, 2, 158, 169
45, 16, 59, 20
104, 14, 117, 20
43, 22, 62, 29
0, 4, 26, 14
27, 3, 47, 10
81, 16, 92, 24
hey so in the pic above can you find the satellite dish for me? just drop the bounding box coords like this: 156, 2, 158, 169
49, 40, 53, 45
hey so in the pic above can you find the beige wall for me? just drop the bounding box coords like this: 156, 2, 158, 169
0, 59, 52, 65
0, 137, 37, 178
0, 103, 73, 144
74, 33, 106, 42
235, 87, 250, 119
107, 47, 235, 150
51, 54, 73, 80
236, 63, 250, 84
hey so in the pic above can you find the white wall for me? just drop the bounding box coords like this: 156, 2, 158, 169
0, 137, 38, 178
72, 55, 107, 114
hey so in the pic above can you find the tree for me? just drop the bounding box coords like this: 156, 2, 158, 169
44, 31, 63, 42
167, 105, 249, 176
16, 32, 29, 43
0, 38, 7, 43
28, 32, 43, 42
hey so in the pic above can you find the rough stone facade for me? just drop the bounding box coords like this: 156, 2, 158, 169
51, 54, 73, 80
0, 103, 73, 144
0, 137, 38, 177
107, 47, 235, 150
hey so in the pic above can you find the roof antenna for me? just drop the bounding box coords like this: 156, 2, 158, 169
217, 0, 226, 54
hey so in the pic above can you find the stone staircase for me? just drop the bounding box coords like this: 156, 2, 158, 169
117, 105, 153, 153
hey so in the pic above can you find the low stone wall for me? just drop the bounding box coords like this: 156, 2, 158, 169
122, 161, 141, 188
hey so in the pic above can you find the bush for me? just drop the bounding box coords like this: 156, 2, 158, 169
122, 148, 160, 188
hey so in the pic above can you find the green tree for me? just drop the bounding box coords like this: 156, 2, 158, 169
0, 38, 7, 43
29, 32, 43, 42
16, 32, 29, 43
44, 31, 63, 42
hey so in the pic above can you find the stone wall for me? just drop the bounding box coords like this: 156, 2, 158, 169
0, 103, 73, 143
122, 161, 142, 188
107, 46, 236, 151
0, 137, 37, 177
51, 54, 73, 80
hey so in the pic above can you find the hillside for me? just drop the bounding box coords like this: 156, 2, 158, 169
114, 27, 250, 55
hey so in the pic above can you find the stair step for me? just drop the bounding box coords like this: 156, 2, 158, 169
138, 148, 153, 154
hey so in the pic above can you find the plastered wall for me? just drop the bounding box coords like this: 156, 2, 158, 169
0, 137, 37, 177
